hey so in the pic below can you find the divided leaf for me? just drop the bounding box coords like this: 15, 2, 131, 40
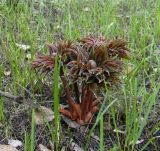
31, 35, 130, 124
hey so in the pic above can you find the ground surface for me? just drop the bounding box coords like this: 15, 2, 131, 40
0, 0, 160, 151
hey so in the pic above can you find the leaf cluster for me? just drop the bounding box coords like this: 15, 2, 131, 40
31, 35, 130, 124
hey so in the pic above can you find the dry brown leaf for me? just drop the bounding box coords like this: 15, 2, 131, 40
35, 106, 54, 125
0, 145, 19, 151
4, 70, 11, 76
61, 115, 80, 129
39, 144, 51, 151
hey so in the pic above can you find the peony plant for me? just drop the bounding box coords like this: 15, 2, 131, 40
31, 35, 130, 125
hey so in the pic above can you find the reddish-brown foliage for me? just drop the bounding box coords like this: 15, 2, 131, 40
31, 35, 130, 124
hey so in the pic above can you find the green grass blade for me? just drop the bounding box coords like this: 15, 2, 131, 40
100, 114, 104, 151
54, 56, 60, 151
137, 84, 160, 140
31, 109, 35, 151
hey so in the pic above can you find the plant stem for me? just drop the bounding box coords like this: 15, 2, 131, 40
74, 82, 80, 103
60, 76, 76, 111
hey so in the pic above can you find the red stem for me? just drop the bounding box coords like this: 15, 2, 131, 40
60, 76, 76, 112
